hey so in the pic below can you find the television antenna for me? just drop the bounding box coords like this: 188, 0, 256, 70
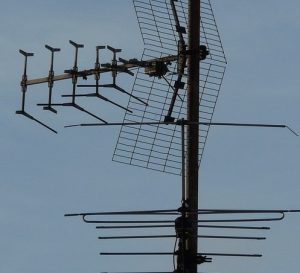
16, 0, 298, 273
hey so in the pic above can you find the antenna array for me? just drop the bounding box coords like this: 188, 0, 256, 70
16, 0, 299, 273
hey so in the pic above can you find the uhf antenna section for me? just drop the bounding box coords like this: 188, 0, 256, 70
113, 0, 227, 175
16, 41, 154, 132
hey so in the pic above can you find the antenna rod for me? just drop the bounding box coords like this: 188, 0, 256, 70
98, 235, 266, 240
95, 224, 270, 230
99, 252, 262, 258
64, 120, 297, 136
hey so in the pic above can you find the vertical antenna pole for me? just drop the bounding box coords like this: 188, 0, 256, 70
186, 0, 200, 272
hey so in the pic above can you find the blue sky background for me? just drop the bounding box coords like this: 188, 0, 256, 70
1, 1, 300, 273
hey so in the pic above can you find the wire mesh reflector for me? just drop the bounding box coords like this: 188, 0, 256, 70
113, 0, 226, 175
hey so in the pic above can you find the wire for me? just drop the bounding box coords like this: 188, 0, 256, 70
173, 237, 178, 271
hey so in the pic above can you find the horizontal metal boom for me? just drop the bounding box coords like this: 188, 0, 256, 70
25, 54, 178, 86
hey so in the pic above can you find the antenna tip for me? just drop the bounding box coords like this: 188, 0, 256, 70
64, 124, 81, 128
64, 213, 82, 217
19, 49, 34, 57
45, 44, 61, 52
286, 126, 299, 136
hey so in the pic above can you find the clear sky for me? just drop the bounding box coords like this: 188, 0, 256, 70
1, 1, 300, 273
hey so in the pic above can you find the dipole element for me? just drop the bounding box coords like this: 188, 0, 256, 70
185, 0, 200, 273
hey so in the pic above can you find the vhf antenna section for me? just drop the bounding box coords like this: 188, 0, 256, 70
65, 207, 300, 271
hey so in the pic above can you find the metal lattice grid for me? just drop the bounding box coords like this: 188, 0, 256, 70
113, 0, 226, 175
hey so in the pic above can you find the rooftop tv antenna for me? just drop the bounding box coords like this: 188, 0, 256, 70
16, 0, 298, 273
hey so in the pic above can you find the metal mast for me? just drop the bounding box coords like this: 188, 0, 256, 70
185, 1, 200, 273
